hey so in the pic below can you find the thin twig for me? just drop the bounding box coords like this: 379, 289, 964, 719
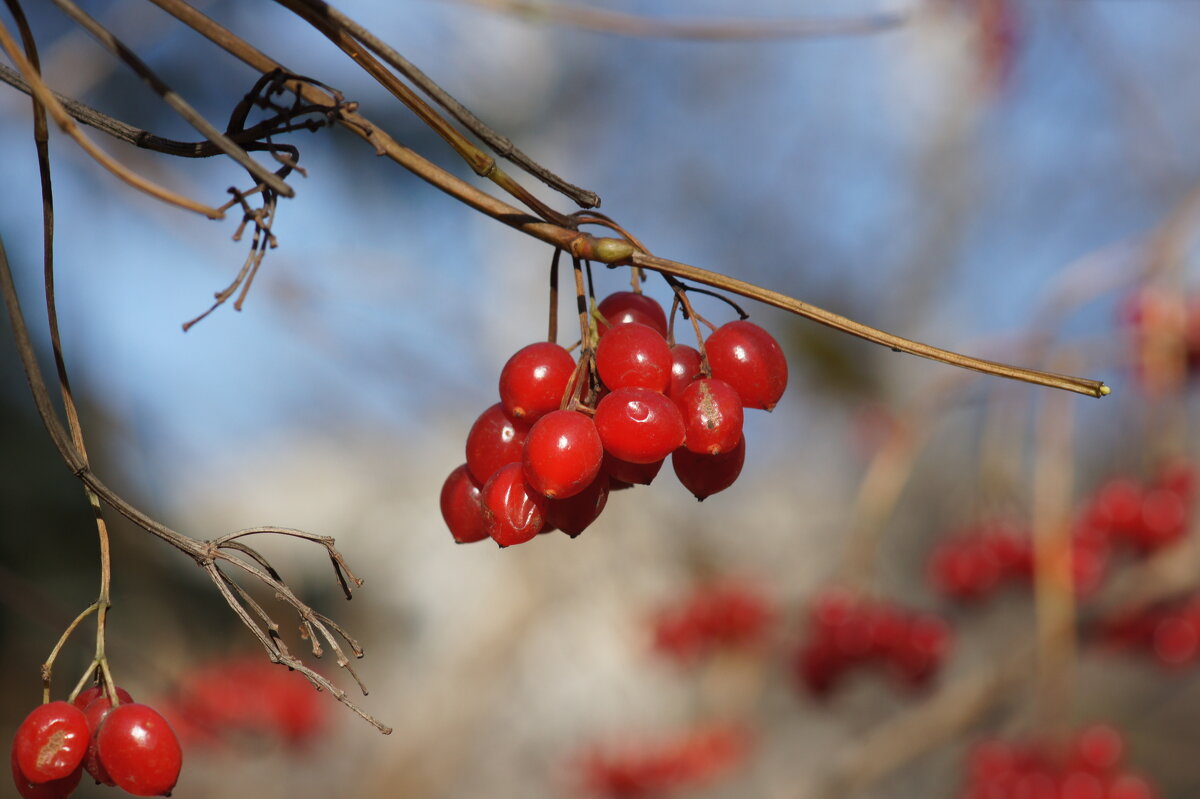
46, 0, 292, 198
0, 18, 222, 217
287, 0, 600, 208
453, 0, 910, 41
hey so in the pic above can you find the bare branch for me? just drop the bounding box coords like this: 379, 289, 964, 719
451, 0, 910, 41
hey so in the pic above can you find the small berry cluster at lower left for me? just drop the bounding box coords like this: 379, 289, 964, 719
11, 689, 181, 799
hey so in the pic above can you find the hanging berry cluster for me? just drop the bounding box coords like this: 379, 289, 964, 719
651, 581, 775, 662
12, 685, 181, 798
576, 723, 751, 799
1098, 592, 1200, 668
792, 589, 953, 698
928, 462, 1196, 606
960, 726, 1157, 799
440, 268, 789, 547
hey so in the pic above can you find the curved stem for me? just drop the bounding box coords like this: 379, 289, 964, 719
631, 252, 1111, 399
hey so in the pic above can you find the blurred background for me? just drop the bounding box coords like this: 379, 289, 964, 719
2, 0, 1200, 797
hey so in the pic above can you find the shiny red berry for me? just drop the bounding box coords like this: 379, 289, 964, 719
597, 291, 669, 337
82, 698, 120, 786
602, 452, 664, 486
705, 320, 788, 411
482, 462, 548, 546
666, 344, 703, 401
672, 436, 746, 500
13, 701, 89, 784
596, 323, 672, 392
465, 403, 528, 484
440, 464, 491, 543
72, 686, 133, 712
545, 473, 610, 537
498, 342, 576, 423
522, 410, 603, 499
676, 378, 744, 455
94, 703, 181, 797
594, 387, 686, 464
11, 742, 80, 799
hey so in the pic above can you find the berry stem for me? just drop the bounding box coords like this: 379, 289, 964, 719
13, 8, 119, 706
40, 602, 99, 704
547, 247, 561, 343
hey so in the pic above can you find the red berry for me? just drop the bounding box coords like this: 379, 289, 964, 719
596, 323, 672, 392
1108, 775, 1156, 799
482, 462, 548, 546
522, 410, 603, 499
94, 703, 181, 797
13, 701, 89, 784
602, 452, 664, 486
1071, 725, 1123, 772
666, 344, 703, 401
10, 742, 80, 799
597, 291, 669, 337
676, 378, 744, 455
672, 436, 746, 500
545, 473, 611, 537
72, 686, 133, 711
439, 464, 491, 544
498, 342, 577, 423
465, 403, 528, 484
594, 387, 686, 464
82, 698, 120, 786
705, 320, 788, 411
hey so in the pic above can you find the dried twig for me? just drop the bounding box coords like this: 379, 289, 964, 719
452, 0, 909, 41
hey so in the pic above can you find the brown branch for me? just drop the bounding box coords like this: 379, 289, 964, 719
272, 0, 573, 225
452, 0, 909, 40
46, 0, 293, 198
0, 18, 222, 217
282, 0, 599, 208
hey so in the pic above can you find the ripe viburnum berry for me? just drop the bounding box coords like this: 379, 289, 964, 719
11, 742, 81, 799
596, 323, 673, 392
498, 342, 576, 423
594, 387, 686, 464
440, 464, 491, 543
82, 696, 124, 786
482, 462, 549, 546
676, 378, 744, 455
465, 403, 528, 484
522, 410, 604, 499
602, 452, 664, 486
666, 343, 703, 401
672, 436, 746, 500
94, 703, 182, 797
597, 291, 669, 337
705, 320, 788, 411
72, 685, 133, 711
13, 701, 89, 784
545, 473, 611, 537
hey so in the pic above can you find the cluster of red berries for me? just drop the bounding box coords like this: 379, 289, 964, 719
1121, 288, 1200, 387
159, 656, 328, 750
793, 589, 953, 697
929, 462, 1195, 605
1098, 593, 1200, 668
440, 290, 788, 546
928, 518, 1034, 602
1074, 462, 1195, 555
12, 688, 181, 798
577, 723, 750, 799
651, 581, 774, 662
961, 726, 1156, 799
